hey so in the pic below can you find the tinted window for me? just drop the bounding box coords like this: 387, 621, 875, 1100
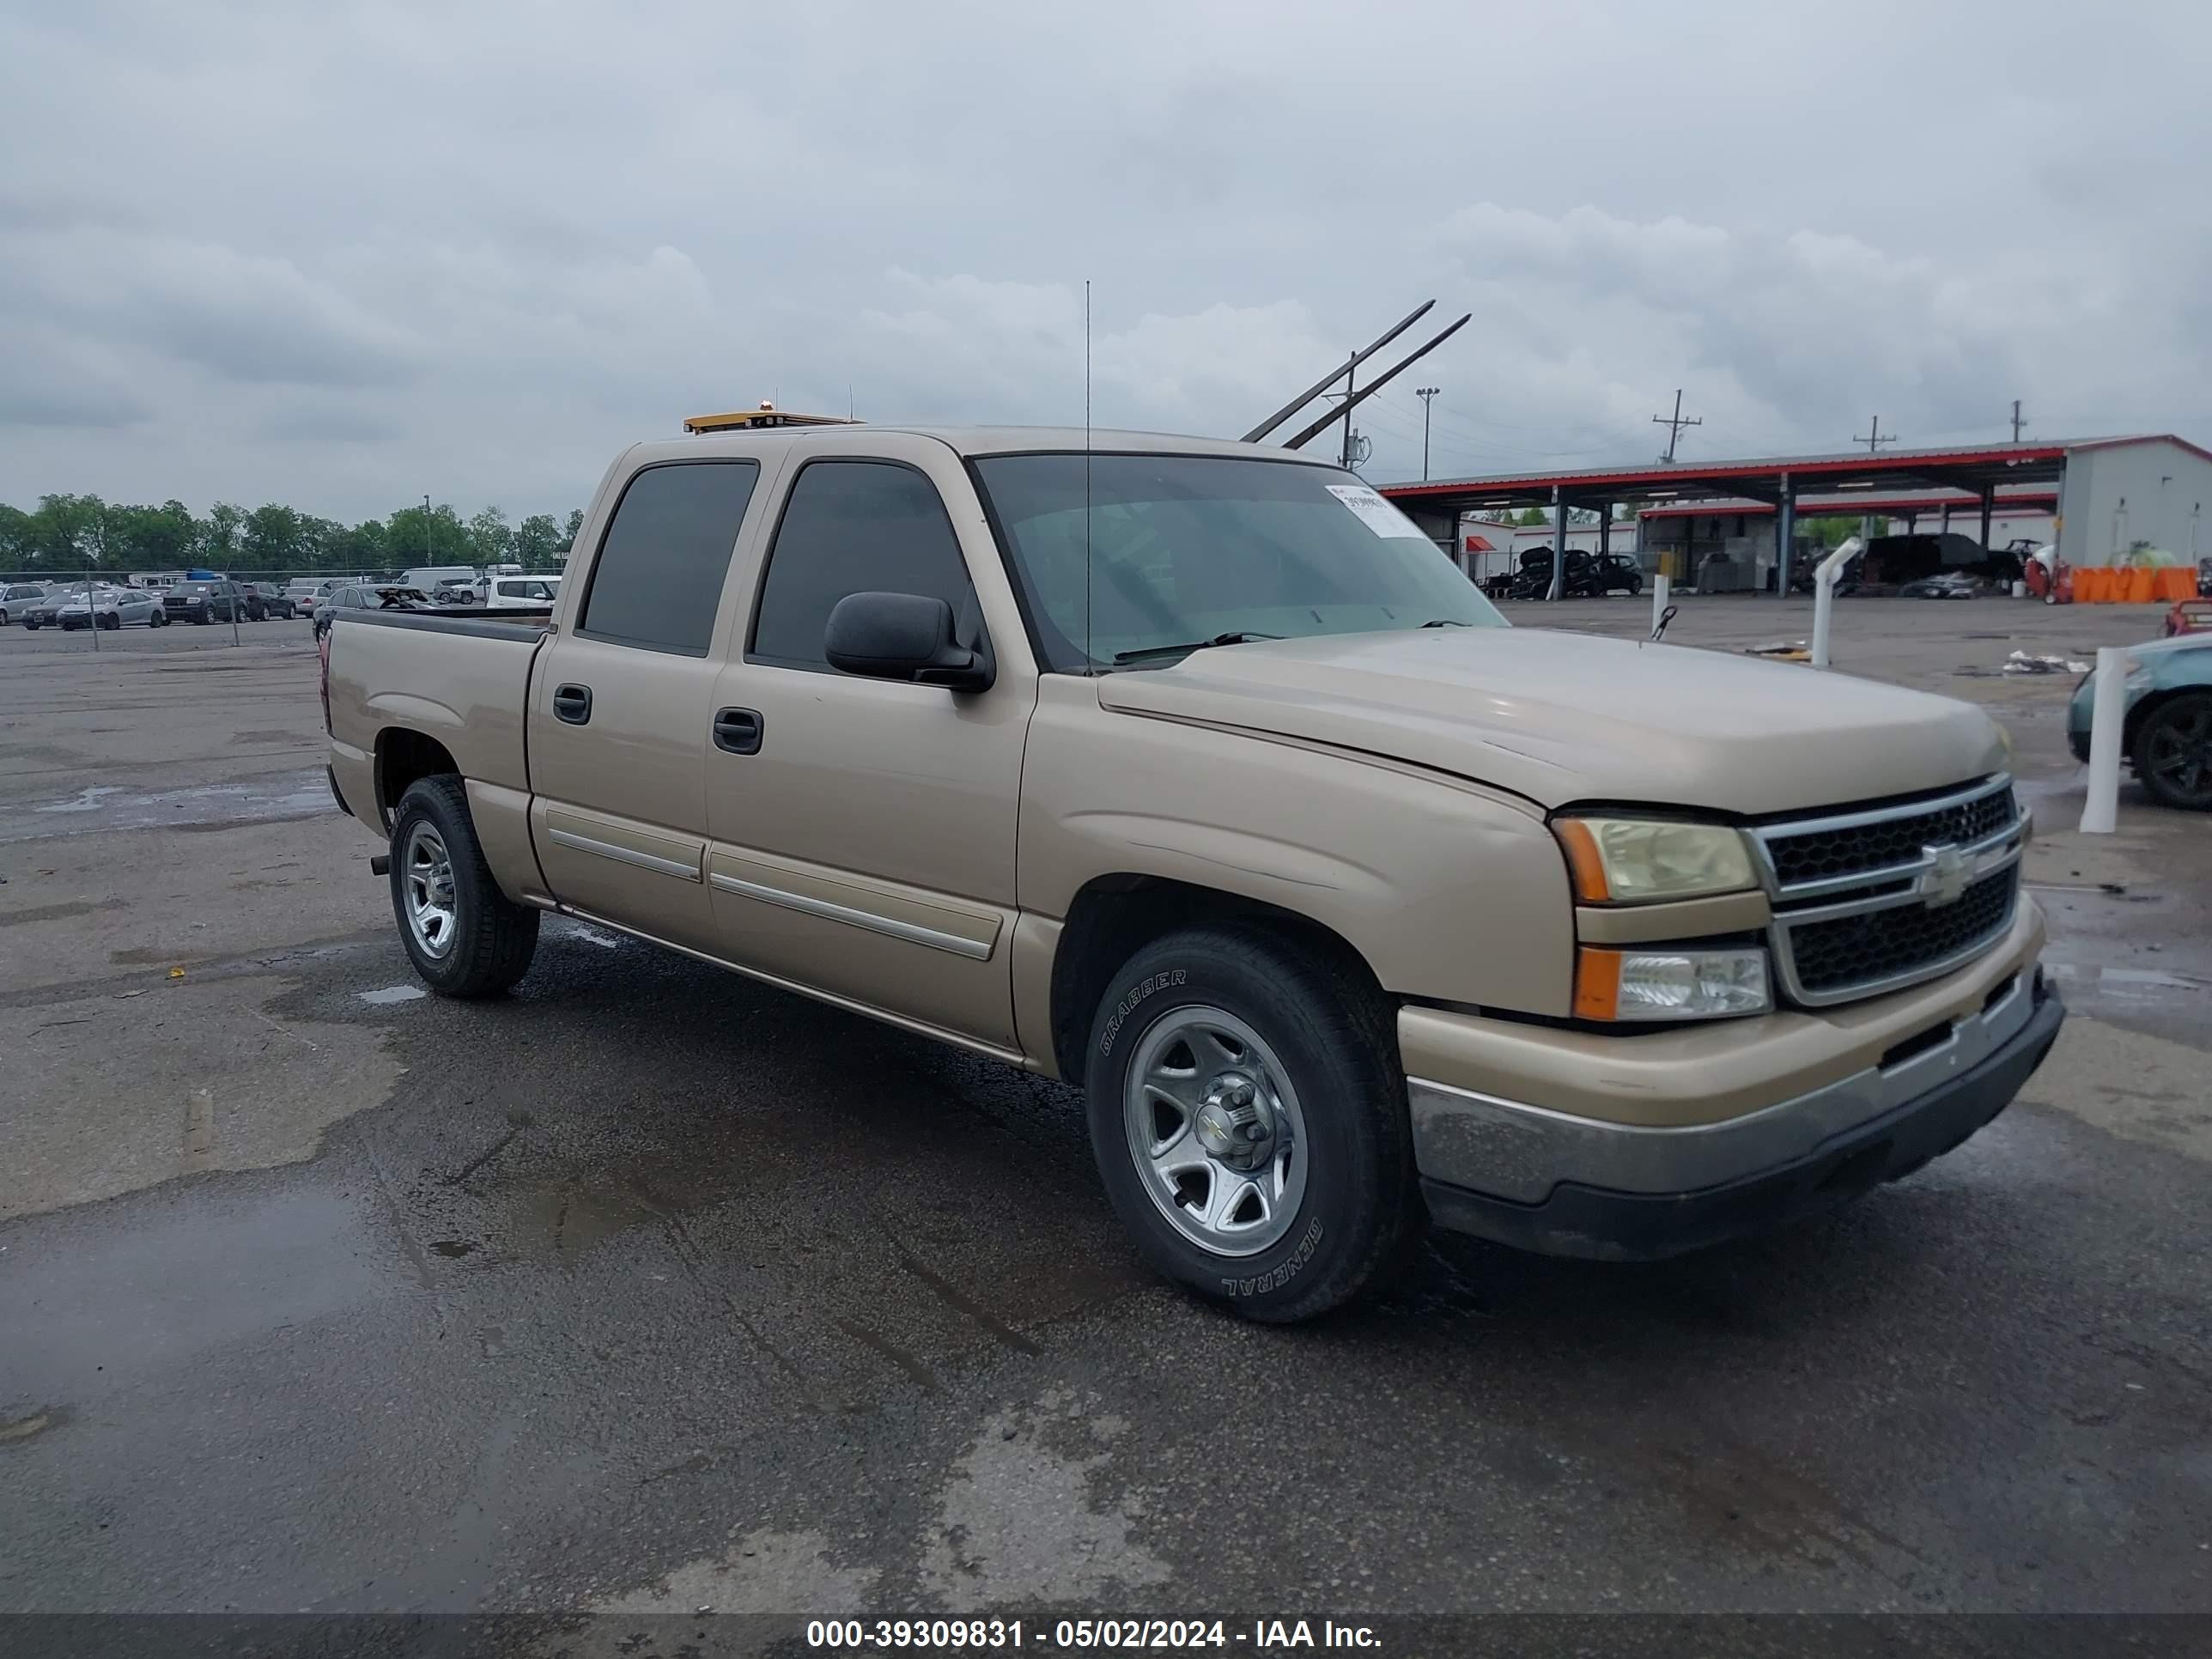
579, 460, 759, 654
750, 461, 974, 671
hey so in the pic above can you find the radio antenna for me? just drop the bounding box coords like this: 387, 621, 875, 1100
1084, 278, 1094, 675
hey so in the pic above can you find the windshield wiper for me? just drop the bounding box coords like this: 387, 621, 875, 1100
1112, 631, 1282, 665
1419, 617, 1471, 627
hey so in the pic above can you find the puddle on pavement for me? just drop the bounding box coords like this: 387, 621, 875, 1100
507, 1182, 663, 1263
2043, 961, 2210, 1001
1, 771, 331, 842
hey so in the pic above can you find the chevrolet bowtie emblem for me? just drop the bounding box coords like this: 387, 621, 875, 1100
1918, 842, 1970, 908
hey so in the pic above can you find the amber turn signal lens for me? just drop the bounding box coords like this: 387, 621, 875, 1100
1572, 946, 1623, 1019
1553, 818, 1611, 902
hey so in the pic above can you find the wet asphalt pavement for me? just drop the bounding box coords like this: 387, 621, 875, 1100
1, 605, 2208, 1642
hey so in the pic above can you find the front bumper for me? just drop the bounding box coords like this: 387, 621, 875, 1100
1411, 965, 2063, 1261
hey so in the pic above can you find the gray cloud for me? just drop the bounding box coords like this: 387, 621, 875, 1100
1, 0, 2206, 518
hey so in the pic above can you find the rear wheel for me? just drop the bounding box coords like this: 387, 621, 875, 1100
387, 775, 540, 995
1084, 925, 1419, 1322
2133, 691, 2212, 811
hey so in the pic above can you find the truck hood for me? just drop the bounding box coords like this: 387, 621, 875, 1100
1096, 627, 2006, 816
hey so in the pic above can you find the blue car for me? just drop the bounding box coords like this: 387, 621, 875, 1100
2067, 635, 2212, 810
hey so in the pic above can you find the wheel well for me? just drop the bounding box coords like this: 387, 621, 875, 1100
377, 728, 460, 819
2126, 684, 2212, 755
1048, 874, 1383, 1087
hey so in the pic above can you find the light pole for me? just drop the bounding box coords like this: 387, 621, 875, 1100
1415, 386, 1441, 481
423, 495, 432, 566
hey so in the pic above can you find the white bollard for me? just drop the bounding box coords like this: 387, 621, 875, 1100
2078, 646, 2130, 833
1650, 573, 1670, 635
1808, 535, 1862, 671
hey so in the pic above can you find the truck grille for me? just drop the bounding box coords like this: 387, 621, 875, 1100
1764, 787, 2017, 888
1784, 867, 2018, 997
1753, 775, 2022, 1007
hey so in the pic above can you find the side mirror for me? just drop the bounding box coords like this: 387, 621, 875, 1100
824, 592, 993, 691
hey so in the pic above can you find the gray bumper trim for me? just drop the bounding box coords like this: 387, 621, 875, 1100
1408, 970, 2036, 1203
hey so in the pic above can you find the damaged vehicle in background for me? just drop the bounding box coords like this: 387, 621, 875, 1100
324, 422, 2063, 1323
2069, 632, 2212, 810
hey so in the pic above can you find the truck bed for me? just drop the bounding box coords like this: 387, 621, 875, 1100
325, 607, 555, 817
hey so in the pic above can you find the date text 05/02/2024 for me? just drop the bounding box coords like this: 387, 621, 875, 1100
805, 1619, 1382, 1650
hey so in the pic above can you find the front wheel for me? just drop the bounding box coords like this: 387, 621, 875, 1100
387, 775, 540, 995
1085, 926, 1419, 1322
2133, 691, 2212, 811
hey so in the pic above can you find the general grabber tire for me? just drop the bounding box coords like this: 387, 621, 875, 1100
387, 775, 540, 998
1085, 924, 1420, 1322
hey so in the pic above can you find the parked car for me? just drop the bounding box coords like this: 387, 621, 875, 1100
60, 586, 168, 629
163, 580, 261, 624
1898, 572, 1981, 601
2067, 634, 2212, 811
253, 582, 299, 619
314, 584, 429, 641
1508, 550, 1644, 599
283, 579, 327, 612
20, 586, 100, 629
1, 582, 49, 625
432, 578, 483, 606
325, 423, 2061, 1323
486, 574, 562, 610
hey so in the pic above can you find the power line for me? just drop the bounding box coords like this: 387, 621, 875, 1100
1651, 389, 1702, 462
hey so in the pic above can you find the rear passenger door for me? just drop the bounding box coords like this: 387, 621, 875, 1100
703, 437, 1034, 1049
528, 456, 771, 954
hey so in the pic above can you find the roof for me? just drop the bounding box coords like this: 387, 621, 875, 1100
1638, 484, 2059, 520
1377, 434, 2212, 513
640, 426, 1336, 464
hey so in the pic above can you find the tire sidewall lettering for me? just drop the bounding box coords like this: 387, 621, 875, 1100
1220, 1216, 1324, 1297
1097, 967, 1187, 1059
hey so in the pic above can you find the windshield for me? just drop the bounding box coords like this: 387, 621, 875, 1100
973, 453, 1506, 671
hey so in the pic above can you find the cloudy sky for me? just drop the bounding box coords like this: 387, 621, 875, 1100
3, 0, 2208, 522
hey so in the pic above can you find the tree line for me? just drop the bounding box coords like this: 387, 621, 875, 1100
0, 495, 583, 575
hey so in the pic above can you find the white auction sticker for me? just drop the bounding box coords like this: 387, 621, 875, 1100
1325, 483, 1428, 539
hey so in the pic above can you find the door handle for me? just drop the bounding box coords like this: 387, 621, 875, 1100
552, 684, 592, 725
713, 707, 763, 756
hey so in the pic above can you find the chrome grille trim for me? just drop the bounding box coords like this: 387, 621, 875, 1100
1753, 774, 2022, 1007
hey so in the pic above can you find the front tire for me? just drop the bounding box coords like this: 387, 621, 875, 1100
387, 775, 540, 996
1084, 925, 1419, 1322
2133, 691, 2212, 811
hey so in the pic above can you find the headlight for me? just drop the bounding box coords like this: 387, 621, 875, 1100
1574, 946, 1771, 1021
1552, 817, 1757, 903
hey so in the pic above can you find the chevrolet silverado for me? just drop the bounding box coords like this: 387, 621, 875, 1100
325, 424, 2062, 1321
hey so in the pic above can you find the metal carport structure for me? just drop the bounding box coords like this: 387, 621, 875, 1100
1375, 438, 2193, 598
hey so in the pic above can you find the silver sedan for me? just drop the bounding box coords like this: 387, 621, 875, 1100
50, 587, 170, 630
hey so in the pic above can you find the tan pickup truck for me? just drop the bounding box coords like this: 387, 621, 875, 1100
325, 424, 2063, 1321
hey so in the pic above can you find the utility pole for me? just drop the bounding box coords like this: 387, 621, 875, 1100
1855, 416, 1897, 454
1651, 389, 1701, 463
423, 494, 432, 565
2009, 399, 2027, 443
1415, 386, 1441, 481
1339, 352, 1357, 471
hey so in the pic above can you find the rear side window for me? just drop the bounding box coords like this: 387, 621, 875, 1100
750, 460, 974, 672
579, 460, 760, 655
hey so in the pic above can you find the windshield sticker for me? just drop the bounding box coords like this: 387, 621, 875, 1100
1326, 483, 1428, 540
